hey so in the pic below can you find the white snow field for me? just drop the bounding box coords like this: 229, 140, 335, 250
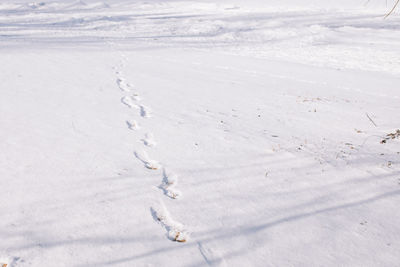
1, 0, 400, 266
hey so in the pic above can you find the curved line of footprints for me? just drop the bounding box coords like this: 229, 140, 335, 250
115, 55, 189, 243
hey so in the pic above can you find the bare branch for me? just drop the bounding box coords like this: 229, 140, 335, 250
365, 113, 377, 127
384, 0, 400, 18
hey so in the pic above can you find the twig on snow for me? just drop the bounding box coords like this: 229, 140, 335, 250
365, 113, 377, 127
384, 0, 400, 18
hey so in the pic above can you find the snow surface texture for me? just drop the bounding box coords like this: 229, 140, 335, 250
0, 0, 400, 266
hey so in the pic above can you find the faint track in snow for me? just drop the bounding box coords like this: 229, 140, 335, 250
139, 105, 151, 118
121, 95, 140, 109
198, 242, 227, 267
126, 119, 139, 130
116, 77, 132, 92
142, 132, 156, 147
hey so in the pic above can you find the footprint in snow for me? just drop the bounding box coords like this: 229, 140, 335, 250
150, 203, 188, 242
140, 105, 151, 118
198, 243, 227, 267
142, 133, 156, 147
116, 77, 132, 92
121, 95, 139, 109
134, 151, 161, 170
0, 256, 21, 267
159, 168, 181, 199
126, 120, 139, 130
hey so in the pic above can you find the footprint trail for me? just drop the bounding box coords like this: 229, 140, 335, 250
113, 51, 188, 243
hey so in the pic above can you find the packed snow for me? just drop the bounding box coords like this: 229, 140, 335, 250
1, 0, 400, 266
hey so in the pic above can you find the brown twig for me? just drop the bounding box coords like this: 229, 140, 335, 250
384, 0, 400, 18
365, 113, 377, 127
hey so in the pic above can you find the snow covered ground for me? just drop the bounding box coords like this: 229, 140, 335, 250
1, 1, 400, 266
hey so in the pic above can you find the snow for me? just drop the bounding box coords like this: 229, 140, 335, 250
0, 1, 400, 266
